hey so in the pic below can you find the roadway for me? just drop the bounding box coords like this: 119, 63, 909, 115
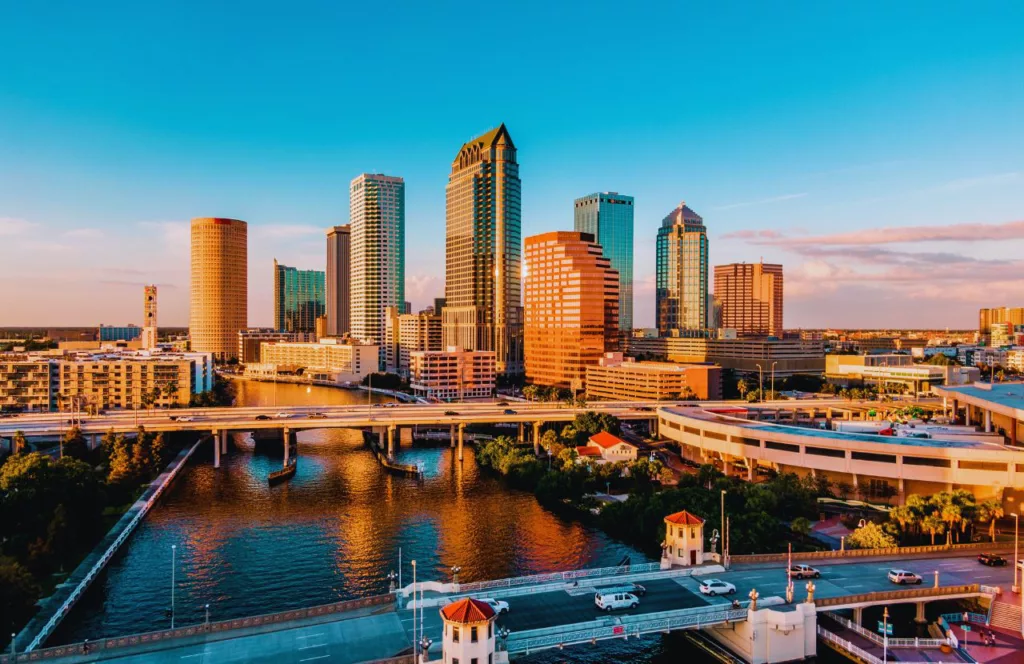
0, 398, 857, 439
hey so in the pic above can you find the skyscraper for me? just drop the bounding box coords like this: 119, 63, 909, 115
273, 260, 326, 334
350, 174, 405, 352
142, 285, 158, 349
714, 262, 784, 337
524, 231, 619, 389
325, 225, 351, 337
444, 124, 523, 375
656, 202, 709, 336
190, 217, 247, 360
574, 192, 634, 332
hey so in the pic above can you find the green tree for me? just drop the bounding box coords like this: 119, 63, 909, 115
0, 557, 40, 634
107, 433, 136, 485
790, 517, 812, 538
846, 521, 898, 549
12, 430, 27, 455
61, 425, 89, 461
889, 504, 918, 542
522, 385, 539, 402
976, 499, 1005, 543
922, 512, 946, 545
736, 379, 750, 399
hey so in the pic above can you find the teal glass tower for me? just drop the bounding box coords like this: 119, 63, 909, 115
574, 192, 634, 331
656, 202, 709, 335
273, 260, 326, 333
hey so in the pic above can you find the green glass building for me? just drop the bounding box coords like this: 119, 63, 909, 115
656, 202, 709, 335
273, 260, 326, 334
574, 192, 634, 331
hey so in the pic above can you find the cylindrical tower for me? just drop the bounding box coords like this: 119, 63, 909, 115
190, 217, 247, 360
439, 597, 497, 664
142, 284, 158, 349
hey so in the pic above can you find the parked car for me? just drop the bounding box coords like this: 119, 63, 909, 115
978, 553, 1007, 566
255, 415, 271, 421
444, 410, 459, 416
503, 409, 517, 415
480, 598, 509, 615
274, 412, 292, 419
698, 579, 737, 596
599, 582, 646, 597
307, 412, 328, 419
887, 569, 923, 585
788, 564, 821, 579
594, 591, 639, 612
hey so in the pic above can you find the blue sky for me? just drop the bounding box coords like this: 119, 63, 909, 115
1, 1, 1022, 328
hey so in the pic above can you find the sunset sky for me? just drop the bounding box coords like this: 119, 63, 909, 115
1, 1, 1022, 328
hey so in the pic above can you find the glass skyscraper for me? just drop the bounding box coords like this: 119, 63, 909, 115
574, 192, 634, 332
656, 202, 709, 335
273, 260, 326, 334
350, 173, 405, 348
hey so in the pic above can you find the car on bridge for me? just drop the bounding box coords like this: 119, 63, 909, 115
698, 579, 736, 596
788, 564, 821, 579
444, 410, 459, 416
594, 591, 639, 612
887, 569, 923, 585
274, 412, 293, 419
480, 598, 509, 614
174, 416, 195, 422
978, 553, 1007, 566
307, 412, 328, 419
255, 415, 271, 421
503, 409, 517, 415
597, 582, 646, 597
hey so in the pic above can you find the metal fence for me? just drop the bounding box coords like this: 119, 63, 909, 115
817, 625, 942, 664
730, 541, 998, 566
815, 584, 981, 608
454, 562, 663, 594
823, 612, 948, 648
1, 594, 394, 663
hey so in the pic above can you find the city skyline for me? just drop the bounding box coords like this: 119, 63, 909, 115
1, 3, 1022, 328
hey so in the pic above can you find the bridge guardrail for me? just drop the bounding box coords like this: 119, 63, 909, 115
439, 562, 664, 596
818, 625, 939, 664
814, 584, 981, 609
1, 594, 394, 663
730, 541, 998, 565
823, 612, 948, 648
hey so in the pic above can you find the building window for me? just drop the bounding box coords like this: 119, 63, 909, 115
453, 627, 460, 643
471, 626, 478, 642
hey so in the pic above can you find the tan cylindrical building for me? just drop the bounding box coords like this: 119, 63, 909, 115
190, 217, 247, 360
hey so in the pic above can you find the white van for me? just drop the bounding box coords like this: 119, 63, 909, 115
594, 591, 639, 612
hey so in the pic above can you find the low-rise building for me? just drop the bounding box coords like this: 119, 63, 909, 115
409, 346, 496, 401
237, 329, 313, 365
625, 336, 824, 376
0, 357, 58, 412
98, 324, 143, 342
826, 354, 979, 392
384, 307, 442, 377
253, 338, 378, 384
585, 353, 722, 401
574, 431, 638, 463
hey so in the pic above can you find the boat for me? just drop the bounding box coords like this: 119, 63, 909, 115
268, 460, 297, 486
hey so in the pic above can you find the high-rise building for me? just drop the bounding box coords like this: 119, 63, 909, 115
142, 285, 158, 349
273, 260, 326, 334
190, 217, 247, 360
979, 307, 1024, 339
574, 192, 634, 332
713, 262, 784, 337
524, 231, 619, 389
384, 306, 443, 376
325, 225, 351, 337
443, 124, 523, 376
656, 202, 709, 336
350, 174, 405, 358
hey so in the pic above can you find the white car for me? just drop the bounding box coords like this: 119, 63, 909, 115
274, 412, 293, 419
699, 579, 737, 596
594, 591, 639, 612
887, 569, 922, 585
176, 416, 194, 422
480, 598, 509, 614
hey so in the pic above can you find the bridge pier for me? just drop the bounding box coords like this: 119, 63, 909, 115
221, 429, 228, 456
853, 607, 863, 625
533, 421, 541, 456
283, 428, 290, 466
518, 422, 524, 444
387, 425, 396, 458
458, 423, 465, 461
213, 430, 221, 468
914, 600, 927, 623
450, 424, 456, 449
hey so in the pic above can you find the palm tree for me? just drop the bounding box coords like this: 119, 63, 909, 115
976, 499, 1005, 543
737, 379, 749, 399
930, 492, 962, 545
922, 513, 946, 546
889, 504, 917, 543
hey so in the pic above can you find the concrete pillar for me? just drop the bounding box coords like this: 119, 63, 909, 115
518, 422, 524, 443
213, 430, 221, 469
746, 461, 754, 481
378, 428, 385, 449
450, 424, 456, 449
221, 429, 228, 454
283, 428, 290, 466
915, 601, 927, 623
853, 607, 863, 625
457, 423, 465, 461
533, 421, 542, 456
650, 417, 658, 437
985, 410, 992, 433
965, 404, 971, 426
852, 473, 859, 490
90, 433, 99, 451
723, 460, 733, 476
387, 425, 396, 458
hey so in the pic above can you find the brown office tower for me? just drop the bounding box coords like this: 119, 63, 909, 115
190, 217, 248, 360
524, 231, 619, 389
443, 124, 524, 376
326, 225, 351, 337
713, 262, 784, 337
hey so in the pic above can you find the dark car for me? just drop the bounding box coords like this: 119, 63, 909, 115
444, 410, 459, 416
255, 414, 271, 421
503, 409, 517, 415
978, 553, 1007, 566
497, 400, 510, 406
636, 406, 653, 412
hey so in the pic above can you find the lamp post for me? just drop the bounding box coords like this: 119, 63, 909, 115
770, 362, 777, 400
755, 364, 764, 403
411, 560, 417, 656
1013, 513, 1020, 593
721, 489, 727, 564
882, 606, 889, 664
450, 565, 462, 587
204, 604, 210, 627
170, 545, 177, 629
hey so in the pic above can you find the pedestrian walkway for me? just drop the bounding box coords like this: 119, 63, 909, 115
945, 616, 1024, 664
818, 614, 965, 663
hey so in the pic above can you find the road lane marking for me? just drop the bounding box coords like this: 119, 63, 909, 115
299, 656, 330, 662
297, 632, 326, 639
299, 643, 327, 650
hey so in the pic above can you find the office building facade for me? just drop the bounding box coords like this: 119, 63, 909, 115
350, 175, 405, 353
98, 325, 142, 342
253, 338, 378, 384
574, 192, 634, 332
444, 124, 523, 376
713, 262, 784, 337
326, 225, 351, 337
656, 202, 709, 335
190, 217, 248, 360
585, 354, 722, 401
384, 307, 443, 377
409, 347, 496, 401
273, 260, 326, 334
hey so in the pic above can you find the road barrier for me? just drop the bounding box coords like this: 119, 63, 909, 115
817, 625, 944, 664
0, 594, 394, 663
823, 612, 948, 648
426, 562, 664, 596
814, 584, 981, 609
730, 541, 998, 565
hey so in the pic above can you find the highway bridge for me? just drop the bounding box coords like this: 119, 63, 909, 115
5, 548, 1011, 664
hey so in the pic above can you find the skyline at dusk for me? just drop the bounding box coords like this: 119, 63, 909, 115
2, 2, 1023, 328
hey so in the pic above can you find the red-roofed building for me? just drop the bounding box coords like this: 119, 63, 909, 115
661, 510, 708, 568
575, 446, 603, 459
585, 431, 639, 462
439, 597, 497, 663
440, 597, 495, 624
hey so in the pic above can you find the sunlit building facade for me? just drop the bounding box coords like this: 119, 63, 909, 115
656, 202, 708, 335
574, 192, 634, 332
190, 217, 248, 360
713, 262, 784, 337
409, 347, 496, 401
444, 124, 523, 376
524, 231, 619, 389
273, 260, 326, 334
325, 225, 351, 337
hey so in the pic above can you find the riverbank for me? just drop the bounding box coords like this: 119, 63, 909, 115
17, 436, 204, 652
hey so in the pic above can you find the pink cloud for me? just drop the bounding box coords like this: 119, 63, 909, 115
733, 219, 1024, 246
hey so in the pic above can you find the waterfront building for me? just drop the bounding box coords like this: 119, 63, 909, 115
273, 260, 326, 334
0, 357, 58, 411
713, 262, 783, 337
190, 217, 248, 360
350, 174, 405, 355
661, 511, 706, 568
656, 202, 709, 335
142, 285, 158, 349
443, 124, 523, 376
524, 231, 619, 389
409, 346, 496, 401
325, 224, 352, 337
825, 354, 979, 392
625, 335, 824, 376
574, 192, 635, 331
98, 324, 142, 342
439, 598, 497, 664
57, 351, 213, 409
574, 431, 638, 464
237, 329, 313, 365
254, 338, 378, 384
585, 353, 722, 401
384, 306, 442, 377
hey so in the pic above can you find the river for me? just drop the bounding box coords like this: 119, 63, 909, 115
55, 380, 737, 661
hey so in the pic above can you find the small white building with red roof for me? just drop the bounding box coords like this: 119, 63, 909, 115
438, 597, 499, 664
661, 510, 706, 568
574, 431, 638, 464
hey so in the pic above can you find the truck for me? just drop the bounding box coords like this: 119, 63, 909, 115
831, 420, 894, 435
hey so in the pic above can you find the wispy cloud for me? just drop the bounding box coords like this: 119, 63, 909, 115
719, 229, 786, 241
138, 221, 190, 250
713, 193, 807, 211
729, 219, 1024, 247
930, 172, 1020, 193
0, 217, 38, 236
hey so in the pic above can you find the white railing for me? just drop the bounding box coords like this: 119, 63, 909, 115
818, 625, 950, 664
437, 561, 663, 595
23, 439, 203, 652
824, 612, 947, 648
979, 585, 1001, 596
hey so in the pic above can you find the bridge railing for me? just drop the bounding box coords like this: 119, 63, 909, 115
823, 612, 948, 648
817, 625, 939, 664
506, 605, 749, 654
448, 562, 664, 596
940, 611, 989, 626
0, 594, 394, 663
730, 541, 997, 566
815, 584, 981, 609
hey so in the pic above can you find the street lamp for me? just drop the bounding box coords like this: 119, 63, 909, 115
882, 606, 889, 663
450, 565, 462, 586
419, 635, 433, 660
411, 560, 417, 656
755, 364, 764, 403
1013, 513, 1020, 592
721, 489, 727, 564
170, 544, 177, 629
770, 362, 778, 400
204, 604, 210, 627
